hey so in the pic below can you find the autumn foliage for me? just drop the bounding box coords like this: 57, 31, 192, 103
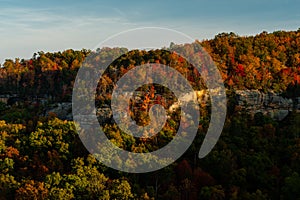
1, 29, 300, 199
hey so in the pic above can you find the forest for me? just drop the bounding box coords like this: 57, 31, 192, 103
0, 29, 300, 199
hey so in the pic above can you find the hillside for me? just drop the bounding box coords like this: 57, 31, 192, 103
0, 30, 300, 199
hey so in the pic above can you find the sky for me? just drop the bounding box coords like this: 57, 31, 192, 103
0, 0, 300, 65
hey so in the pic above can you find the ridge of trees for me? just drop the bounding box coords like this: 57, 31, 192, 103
1, 29, 300, 101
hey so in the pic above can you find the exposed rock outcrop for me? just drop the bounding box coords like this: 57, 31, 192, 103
3, 90, 300, 122
43, 102, 73, 120
174, 89, 299, 121
235, 90, 297, 120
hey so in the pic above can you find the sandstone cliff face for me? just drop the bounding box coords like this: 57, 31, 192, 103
3, 90, 300, 122
235, 90, 298, 121
43, 102, 73, 120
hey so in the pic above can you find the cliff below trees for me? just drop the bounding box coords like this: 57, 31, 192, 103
235, 90, 299, 120
40, 90, 300, 122
1, 89, 299, 121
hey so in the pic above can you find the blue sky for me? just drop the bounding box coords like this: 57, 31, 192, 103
1, 0, 299, 64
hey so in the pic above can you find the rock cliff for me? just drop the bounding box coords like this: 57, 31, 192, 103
235, 90, 299, 120
4, 90, 300, 122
